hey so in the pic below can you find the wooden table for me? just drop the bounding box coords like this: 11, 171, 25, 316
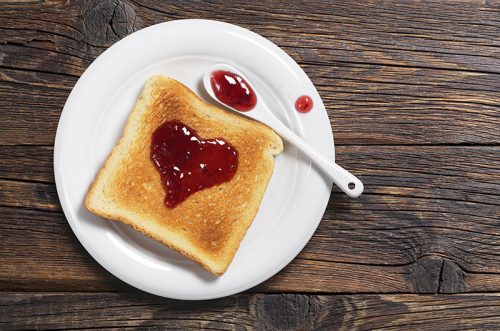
1, 1, 499, 329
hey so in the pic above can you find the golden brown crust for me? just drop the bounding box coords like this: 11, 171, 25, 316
85, 76, 283, 275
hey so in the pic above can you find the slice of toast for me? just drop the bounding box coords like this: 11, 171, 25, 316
85, 76, 283, 275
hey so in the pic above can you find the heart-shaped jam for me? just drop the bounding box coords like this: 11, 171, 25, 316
151, 120, 238, 208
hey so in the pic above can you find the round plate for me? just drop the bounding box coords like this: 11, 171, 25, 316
54, 19, 333, 300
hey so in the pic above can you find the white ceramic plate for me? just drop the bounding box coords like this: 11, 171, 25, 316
54, 19, 334, 300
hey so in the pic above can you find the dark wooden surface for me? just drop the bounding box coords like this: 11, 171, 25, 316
1, 0, 499, 329
2, 293, 500, 330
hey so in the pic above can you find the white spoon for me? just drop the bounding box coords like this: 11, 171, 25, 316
203, 63, 363, 198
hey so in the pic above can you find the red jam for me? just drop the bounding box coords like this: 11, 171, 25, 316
151, 121, 238, 208
295, 95, 313, 113
210, 70, 257, 112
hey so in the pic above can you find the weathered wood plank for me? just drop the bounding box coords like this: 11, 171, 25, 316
1, 64, 499, 145
2, 1, 499, 71
2, 144, 498, 208
0, 179, 60, 211
1, 0, 499, 144
0, 145, 54, 183
0, 207, 124, 292
1, 146, 498, 293
1, 292, 499, 330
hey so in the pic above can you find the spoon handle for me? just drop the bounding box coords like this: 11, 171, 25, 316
269, 117, 364, 198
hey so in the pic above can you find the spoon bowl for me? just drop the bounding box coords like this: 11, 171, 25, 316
203, 63, 270, 123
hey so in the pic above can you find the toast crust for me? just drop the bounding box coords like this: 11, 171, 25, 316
85, 76, 283, 275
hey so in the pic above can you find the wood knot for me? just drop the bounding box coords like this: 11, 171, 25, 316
255, 294, 312, 330
439, 260, 466, 293
410, 255, 466, 293
412, 255, 443, 293
80, 0, 142, 47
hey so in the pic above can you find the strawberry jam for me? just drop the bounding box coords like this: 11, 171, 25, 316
151, 121, 238, 208
210, 70, 257, 111
295, 95, 313, 113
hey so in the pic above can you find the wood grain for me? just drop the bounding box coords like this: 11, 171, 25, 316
0, 146, 54, 183
1, 145, 498, 293
1, 0, 500, 328
1, 0, 499, 145
1, 292, 499, 330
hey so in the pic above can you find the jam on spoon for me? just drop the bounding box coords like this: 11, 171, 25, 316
210, 70, 257, 112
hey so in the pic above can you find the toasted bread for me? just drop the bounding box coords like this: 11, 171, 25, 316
85, 76, 283, 275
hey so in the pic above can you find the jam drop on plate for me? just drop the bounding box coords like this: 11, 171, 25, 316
210, 70, 257, 112
295, 95, 313, 113
151, 121, 238, 208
